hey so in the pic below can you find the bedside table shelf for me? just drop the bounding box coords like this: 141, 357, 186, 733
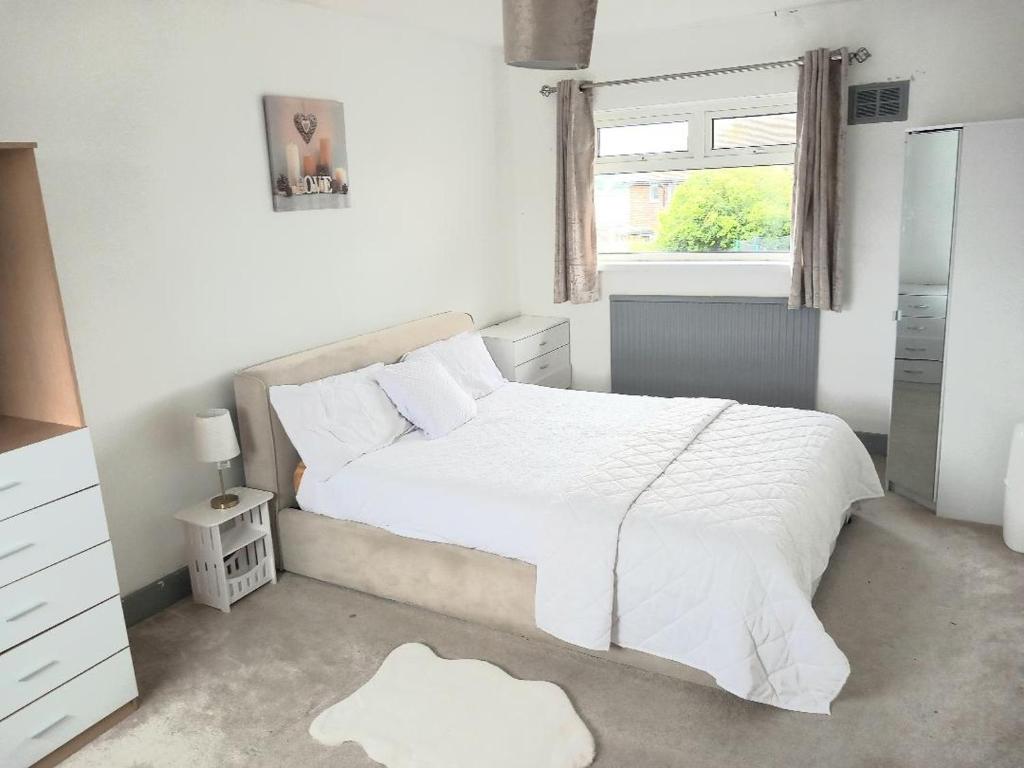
220, 520, 266, 556
174, 487, 276, 613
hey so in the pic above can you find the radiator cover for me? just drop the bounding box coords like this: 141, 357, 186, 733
610, 295, 819, 409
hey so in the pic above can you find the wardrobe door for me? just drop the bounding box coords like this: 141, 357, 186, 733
887, 128, 960, 508
936, 119, 1024, 524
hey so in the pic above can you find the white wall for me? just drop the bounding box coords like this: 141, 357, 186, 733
502, 0, 1024, 435
0, 0, 517, 593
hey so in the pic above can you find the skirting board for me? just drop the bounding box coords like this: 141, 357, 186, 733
121, 566, 191, 627
856, 431, 888, 457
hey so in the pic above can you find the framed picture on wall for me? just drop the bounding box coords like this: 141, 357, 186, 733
263, 95, 350, 212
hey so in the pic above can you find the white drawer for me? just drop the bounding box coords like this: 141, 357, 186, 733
514, 345, 571, 388
0, 648, 136, 768
895, 337, 944, 361
894, 359, 943, 384
0, 488, 109, 588
0, 429, 98, 522
897, 317, 945, 342
0, 597, 128, 720
0, 543, 119, 654
513, 322, 569, 365
898, 294, 947, 318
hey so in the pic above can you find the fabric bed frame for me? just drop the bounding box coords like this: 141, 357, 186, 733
234, 311, 715, 688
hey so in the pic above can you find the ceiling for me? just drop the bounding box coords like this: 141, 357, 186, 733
295, 0, 849, 45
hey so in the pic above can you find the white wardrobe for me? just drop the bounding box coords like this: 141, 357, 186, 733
889, 119, 1024, 525
0, 143, 137, 767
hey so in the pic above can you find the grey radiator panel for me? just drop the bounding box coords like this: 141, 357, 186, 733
610, 296, 819, 409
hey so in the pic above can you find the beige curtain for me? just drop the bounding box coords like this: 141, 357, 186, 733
789, 48, 849, 311
554, 79, 599, 304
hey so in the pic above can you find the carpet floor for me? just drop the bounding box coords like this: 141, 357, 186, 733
64, 487, 1023, 767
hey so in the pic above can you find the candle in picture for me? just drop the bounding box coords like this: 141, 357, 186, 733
285, 142, 300, 184
334, 167, 347, 190
302, 154, 316, 176
319, 137, 332, 169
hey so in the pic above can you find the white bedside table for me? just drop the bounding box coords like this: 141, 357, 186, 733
174, 487, 276, 613
480, 315, 571, 389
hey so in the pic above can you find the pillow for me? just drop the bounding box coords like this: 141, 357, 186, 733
375, 359, 477, 440
269, 363, 409, 482
403, 331, 505, 399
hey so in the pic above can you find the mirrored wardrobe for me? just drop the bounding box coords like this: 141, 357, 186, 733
887, 127, 960, 508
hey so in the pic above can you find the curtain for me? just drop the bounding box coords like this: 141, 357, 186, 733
554, 79, 599, 304
789, 48, 849, 311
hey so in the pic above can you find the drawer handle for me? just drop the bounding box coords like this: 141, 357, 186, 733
911, 304, 931, 309
538, 340, 548, 347
539, 364, 550, 371
30, 714, 71, 740
6, 600, 48, 622
902, 369, 924, 375
906, 326, 926, 331
18, 659, 59, 683
904, 347, 927, 352
0, 481, 20, 493
0, 542, 35, 560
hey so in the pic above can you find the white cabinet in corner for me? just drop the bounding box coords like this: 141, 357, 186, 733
480, 315, 572, 390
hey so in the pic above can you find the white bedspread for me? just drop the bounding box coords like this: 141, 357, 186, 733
299, 383, 883, 713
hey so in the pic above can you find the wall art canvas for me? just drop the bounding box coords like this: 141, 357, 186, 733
263, 95, 350, 212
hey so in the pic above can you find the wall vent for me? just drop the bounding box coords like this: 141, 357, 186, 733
849, 80, 910, 124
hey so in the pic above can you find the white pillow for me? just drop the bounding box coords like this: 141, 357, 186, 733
375, 359, 477, 440
269, 363, 409, 482
403, 331, 505, 399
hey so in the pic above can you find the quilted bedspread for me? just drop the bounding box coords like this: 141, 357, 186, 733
535, 398, 883, 714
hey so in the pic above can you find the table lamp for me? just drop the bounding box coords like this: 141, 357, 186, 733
194, 408, 241, 509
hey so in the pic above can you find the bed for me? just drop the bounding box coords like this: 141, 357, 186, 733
234, 311, 882, 714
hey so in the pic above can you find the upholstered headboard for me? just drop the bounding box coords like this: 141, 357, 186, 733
233, 311, 474, 510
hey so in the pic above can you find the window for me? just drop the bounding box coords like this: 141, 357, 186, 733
595, 96, 797, 264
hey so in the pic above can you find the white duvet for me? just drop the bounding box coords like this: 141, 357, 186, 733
299, 383, 882, 713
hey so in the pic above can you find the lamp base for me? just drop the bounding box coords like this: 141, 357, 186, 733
210, 493, 239, 510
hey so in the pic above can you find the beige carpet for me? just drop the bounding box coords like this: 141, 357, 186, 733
64, 487, 1023, 767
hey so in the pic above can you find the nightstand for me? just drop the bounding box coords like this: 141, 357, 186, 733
480, 315, 571, 389
174, 487, 276, 613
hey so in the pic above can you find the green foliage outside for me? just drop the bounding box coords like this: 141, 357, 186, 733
655, 166, 793, 252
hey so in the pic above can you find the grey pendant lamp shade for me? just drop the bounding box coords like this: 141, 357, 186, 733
503, 0, 598, 70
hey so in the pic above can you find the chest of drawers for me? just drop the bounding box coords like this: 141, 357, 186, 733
0, 426, 137, 768
480, 316, 572, 389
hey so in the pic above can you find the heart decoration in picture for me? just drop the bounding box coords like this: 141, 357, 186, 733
263, 95, 350, 211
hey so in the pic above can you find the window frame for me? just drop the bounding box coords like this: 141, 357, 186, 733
595, 94, 798, 265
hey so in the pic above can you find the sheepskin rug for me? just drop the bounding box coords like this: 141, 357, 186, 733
309, 642, 595, 768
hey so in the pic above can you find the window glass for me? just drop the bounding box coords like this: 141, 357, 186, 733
598, 121, 688, 157
711, 112, 797, 150
596, 165, 793, 256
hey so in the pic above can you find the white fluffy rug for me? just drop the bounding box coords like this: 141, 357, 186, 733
309, 643, 595, 768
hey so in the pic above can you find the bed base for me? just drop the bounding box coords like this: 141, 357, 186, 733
277, 506, 717, 689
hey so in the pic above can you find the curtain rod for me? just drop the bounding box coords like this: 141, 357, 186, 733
538, 46, 871, 97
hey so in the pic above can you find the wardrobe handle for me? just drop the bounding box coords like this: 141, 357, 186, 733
539, 364, 550, 371
0, 542, 34, 560
0, 481, 20, 493
30, 714, 70, 740
6, 601, 47, 622
18, 659, 59, 683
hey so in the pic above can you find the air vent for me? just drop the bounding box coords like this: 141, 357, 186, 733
848, 81, 910, 124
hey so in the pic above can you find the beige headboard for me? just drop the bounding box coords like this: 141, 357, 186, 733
233, 311, 474, 510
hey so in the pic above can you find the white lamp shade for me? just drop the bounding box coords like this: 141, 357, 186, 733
194, 408, 240, 464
